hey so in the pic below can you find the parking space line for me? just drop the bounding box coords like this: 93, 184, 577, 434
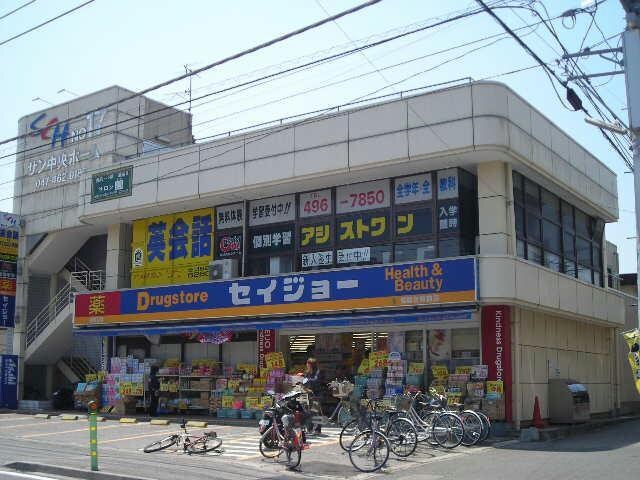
99, 427, 207, 444
21, 423, 128, 438
0, 421, 53, 430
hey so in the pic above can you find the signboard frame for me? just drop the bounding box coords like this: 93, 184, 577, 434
90, 166, 133, 203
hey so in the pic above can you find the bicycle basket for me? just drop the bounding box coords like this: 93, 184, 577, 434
330, 381, 354, 399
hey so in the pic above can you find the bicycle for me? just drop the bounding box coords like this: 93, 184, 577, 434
258, 390, 305, 470
403, 391, 464, 449
348, 399, 391, 473
340, 398, 418, 458
143, 419, 223, 454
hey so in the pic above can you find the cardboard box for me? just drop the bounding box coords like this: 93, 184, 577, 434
483, 398, 505, 421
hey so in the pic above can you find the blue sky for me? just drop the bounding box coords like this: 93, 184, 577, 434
0, 0, 634, 274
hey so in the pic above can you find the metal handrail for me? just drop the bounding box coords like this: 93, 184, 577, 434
25, 269, 106, 348
26, 283, 72, 347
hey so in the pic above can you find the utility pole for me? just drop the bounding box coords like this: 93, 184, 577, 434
184, 65, 193, 113
621, 0, 640, 326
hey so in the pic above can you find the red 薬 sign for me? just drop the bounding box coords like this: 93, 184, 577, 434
481, 305, 512, 422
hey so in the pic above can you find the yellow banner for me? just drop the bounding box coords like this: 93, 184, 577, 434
623, 329, 640, 394
431, 365, 449, 379
265, 352, 285, 370
408, 362, 424, 374
455, 366, 473, 375
486, 380, 504, 394
131, 208, 214, 287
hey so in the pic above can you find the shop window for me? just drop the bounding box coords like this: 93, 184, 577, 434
562, 202, 574, 231
438, 238, 459, 258
594, 272, 603, 287
524, 179, 540, 212
564, 259, 577, 277
527, 243, 542, 264
542, 220, 561, 253
563, 232, 575, 259
515, 205, 525, 236
513, 171, 524, 204
544, 251, 561, 272
394, 242, 436, 262
246, 255, 293, 276
575, 209, 589, 238
576, 236, 591, 266
526, 212, 541, 241
592, 245, 602, 271
578, 265, 592, 283
541, 189, 560, 222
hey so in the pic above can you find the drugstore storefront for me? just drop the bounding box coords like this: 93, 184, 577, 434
74, 257, 509, 420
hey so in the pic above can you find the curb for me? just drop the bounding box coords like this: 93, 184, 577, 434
5, 462, 155, 480
537, 415, 640, 441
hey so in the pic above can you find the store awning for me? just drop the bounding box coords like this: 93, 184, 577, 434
73, 307, 476, 337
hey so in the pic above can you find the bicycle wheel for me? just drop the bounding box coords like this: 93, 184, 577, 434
259, 426, 282, 458
143, 434, 178, 453
284, 442, 302, 470
339, 418, 361, 452
476, 411, 491, 443
460, 411, 483, 447
385, 418, 418, 457
187, 436, 223, 454
415, 411, 437, 445
348, 430, 390, 473
431, 413, 464, 449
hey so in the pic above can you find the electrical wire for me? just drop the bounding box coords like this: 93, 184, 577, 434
0, 2, 496, 165
0, 0, 36, 21
0, 0, 95, 47
0, 0, 383, 147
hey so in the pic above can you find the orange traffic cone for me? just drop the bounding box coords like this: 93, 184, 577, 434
532, 395, 544, 429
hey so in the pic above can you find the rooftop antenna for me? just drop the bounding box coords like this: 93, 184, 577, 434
31, 96, 53, 106
57, 88, 78, 97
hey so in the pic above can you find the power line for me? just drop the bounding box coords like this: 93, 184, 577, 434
0, 0, 36, 21
2, 22, 520, 191
1, 2, 492, 164
0, 0, 95, 47
0, 0, 383, 148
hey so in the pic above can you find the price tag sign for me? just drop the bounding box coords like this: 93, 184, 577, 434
265, 352, 285, 370
227, 379, 241, 391
245, 396, 261, 409
237, 363, 258, 375
299, 189, 332, 218
85, 374, 98, 382
408, 362, 425, 374
431, 365, 449, 379
486, 381, 504, 394
370, 351, 388, 369
447, 393, 462, 405
221, 396, 234, 408
471, 365, 488, 380
455, 366, 473, 375
336, 179, 390, 214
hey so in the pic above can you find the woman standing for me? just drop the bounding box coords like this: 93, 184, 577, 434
304, 358, 324, 435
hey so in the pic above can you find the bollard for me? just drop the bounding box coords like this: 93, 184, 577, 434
88, 401, 99, 471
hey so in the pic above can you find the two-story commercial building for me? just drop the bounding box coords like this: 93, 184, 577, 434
13, 81, 630, 427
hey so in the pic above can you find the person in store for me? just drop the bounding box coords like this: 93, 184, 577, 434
304, 357, 324, 435
148, 366, 160, 417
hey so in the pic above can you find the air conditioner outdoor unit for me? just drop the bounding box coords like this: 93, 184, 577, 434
209, 259, 239, 280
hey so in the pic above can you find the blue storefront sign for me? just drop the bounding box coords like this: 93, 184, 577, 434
75, 257, 477, 327
0, 355, 18, 409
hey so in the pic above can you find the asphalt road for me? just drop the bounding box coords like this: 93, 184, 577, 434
0, 413, 636, 479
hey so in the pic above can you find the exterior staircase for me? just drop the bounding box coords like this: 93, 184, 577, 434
56, 357, 97, 384
25, 257, 105, 369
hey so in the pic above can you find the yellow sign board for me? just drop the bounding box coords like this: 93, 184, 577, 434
370, 351, 388, 369
264, 352, 285, 370
486, 380, 504, 395
623, 329, 640, 394
455, 366, 473, 375
431, 365, 449, 379
221, 396, 234, 408
408, 362, 425, 374
131, 208, 214, 287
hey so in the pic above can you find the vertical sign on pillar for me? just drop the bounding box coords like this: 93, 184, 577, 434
0, 354, 18, 409
481, 306, 512, 422
258, 329, 276, 375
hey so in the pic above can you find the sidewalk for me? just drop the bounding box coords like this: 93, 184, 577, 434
530, 414, 640, 441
